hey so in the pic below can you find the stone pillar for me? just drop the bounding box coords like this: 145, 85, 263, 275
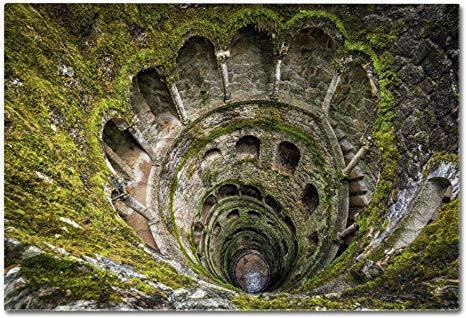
342, 140, 371, 178
216, 50, 231, 101
272, 44, 288, 98
110, 175, 154, 221
322, 73, 341, 114
127, 124, 158, 164
337, 223, 359, 241
103, 144, 135, 180
363, 62, 379, 97
121, 194, 155, 221
169, 83, 188, 125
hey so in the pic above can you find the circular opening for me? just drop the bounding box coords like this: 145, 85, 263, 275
232, 251, 270, 293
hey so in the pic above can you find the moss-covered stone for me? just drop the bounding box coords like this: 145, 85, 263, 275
4, 3, 458, 310
19, 253, 164, 302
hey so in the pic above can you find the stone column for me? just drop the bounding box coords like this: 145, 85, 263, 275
322, 73, 341, 114
363, 62, 379, 97
272, 44, 288, 98
337, 223, 359, 241
103, 144, 135, 180
216, 50, 231, 101
342, 142, 370, 178
121, 194, 155, 221
169, 83, 188, 125
110, 175, 154, 221
127, 124, 159, 164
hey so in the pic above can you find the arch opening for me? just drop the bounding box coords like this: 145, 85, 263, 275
273, 141, 301, 175
302, 183, 320, 216
201, 194, 217, 221
176, 36, 223, 113
226, 209, 240, 220
217, 184, 239, 199
240, 184, 262, 200
236, 135, 260, 160
228, 25, 275, 96
231, 251, 270, 294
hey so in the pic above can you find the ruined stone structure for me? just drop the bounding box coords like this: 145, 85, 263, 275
4, 4, 459, 311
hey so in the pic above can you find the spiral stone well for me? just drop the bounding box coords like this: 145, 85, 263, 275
103, 25, 382, 293
4, 3, 459, 311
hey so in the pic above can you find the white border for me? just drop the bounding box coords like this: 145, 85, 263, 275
1, 1, 463, 317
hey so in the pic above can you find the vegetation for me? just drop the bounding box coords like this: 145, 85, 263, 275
4, 3, 458, 309
19, 253, 166, 303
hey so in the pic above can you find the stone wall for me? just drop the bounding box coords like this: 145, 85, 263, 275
281, 28, 336, 105
176, 37, 224, 117
4, 3, 458, 311
228, 27, 275, 98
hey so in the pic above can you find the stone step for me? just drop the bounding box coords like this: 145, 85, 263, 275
349, 194, 369, 208
339, 140, 354, 154
349, 181, 368, 195
348, 166, 365, 182
334, 128, 346, 141
344, 151, 355, 165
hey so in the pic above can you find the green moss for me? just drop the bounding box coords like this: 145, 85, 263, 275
287, 9, 401, 292
5, 3, 450, 305
19, 253, 165, 303
285, 9, 348, 38
5, 9, 233, 277
367, 20, 404, 50
202, 168, 220, 185
234, 199, 459, 310
232, 292, 348, 310
342, 199, 459, 309
166, 103, 330, 290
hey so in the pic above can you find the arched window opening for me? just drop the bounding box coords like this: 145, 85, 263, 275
176, 36, 223, 110
201, 195, 217, 221
228, 25, 275, 97
265, 195, 282, 213
227, 209, 240, 220
103, 120, 140, 158
203, 148, 222, 161
201, 148, 222, 170
136, 68, 179, 119
284, 215, 296, 234
193, 221, 204, 245
273, 141, 301, 175
236, 135, 260, 160
102, 119, 147, 181
213, 223, 221, 236
302, 184, 320, 216
240, 185, 262, 200
280, 27, 337, 103
217, 184, 239, 199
